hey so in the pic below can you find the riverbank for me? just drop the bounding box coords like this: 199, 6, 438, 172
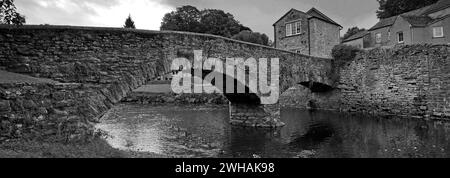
0, 138, 169, 158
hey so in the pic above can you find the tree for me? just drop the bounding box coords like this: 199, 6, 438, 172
160, 5, 251, 38
376, 0, 439, 19
231, 30, 270, 46
342, 27, 366, 41
199, 9, 250, 38
160, 5, 202, 33
124, 14, 136, 29
0, 0, 25, 25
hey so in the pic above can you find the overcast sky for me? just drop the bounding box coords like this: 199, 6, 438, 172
15, 0, 380, 40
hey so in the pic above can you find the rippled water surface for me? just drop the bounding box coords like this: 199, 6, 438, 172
96, 104, 450, 158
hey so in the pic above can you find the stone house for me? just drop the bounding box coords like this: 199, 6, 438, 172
341, 30, 371, 49
367, 0, 450, 48
273, 8, 342, 58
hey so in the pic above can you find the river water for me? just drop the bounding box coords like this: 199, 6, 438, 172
96, 104, 450, 158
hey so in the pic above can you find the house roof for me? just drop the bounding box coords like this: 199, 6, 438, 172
429, 14, 450, 25
424, 0, 450, 15
306, 8, 343, 28
368, 2, 438, 31
369, 16, 397, 31
402, 4, 434, 16
342, 30, 369, 42
272, 8, 342, 28
401, 15, 433, 27
272, 8, 304, 26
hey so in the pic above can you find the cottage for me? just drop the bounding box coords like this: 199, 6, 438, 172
273, 8, 342, 58
341, 30, 371, 49
367, 0, 450, 48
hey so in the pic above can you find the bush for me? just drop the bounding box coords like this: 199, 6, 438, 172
331, 44, 361, 65
231, 30, 269, 46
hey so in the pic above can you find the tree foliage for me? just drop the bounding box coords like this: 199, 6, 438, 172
231, 30, 269, 46
342, 27, 366, 41
124, 14, 136, 29
0, 0, 25, 25
160, 5, 251, 38
376, 0, 438, 19
160, 6, 202, 33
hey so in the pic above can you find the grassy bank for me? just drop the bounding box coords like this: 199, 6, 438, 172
0, 138, 168, 158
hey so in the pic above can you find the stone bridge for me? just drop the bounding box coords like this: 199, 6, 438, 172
0, 25, 335, 140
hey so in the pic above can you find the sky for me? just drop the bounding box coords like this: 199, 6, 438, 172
15, 0, 380, 40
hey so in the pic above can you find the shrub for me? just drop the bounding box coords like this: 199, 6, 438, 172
331, 44, 361, 66
231, 30, 269, 46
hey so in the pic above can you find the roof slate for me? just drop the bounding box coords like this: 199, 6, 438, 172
424, 0, 450, 15
369, 16, 397, 31
401, 15, 433, 27
342, 30, 369, 42
273, 8, 341, 28
306, 8, 342, 28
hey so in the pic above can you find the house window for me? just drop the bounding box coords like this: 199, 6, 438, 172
285, 21, 302, 37
295, 21, 302, 34
376, 33, 382, 43
286, 23, 292, 36
398, 32, 404, 43
433, 27, 444, 38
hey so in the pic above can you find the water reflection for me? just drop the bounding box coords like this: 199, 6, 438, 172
96, 104, 450, 158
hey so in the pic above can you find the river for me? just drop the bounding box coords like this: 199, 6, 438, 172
96, 104, 450, 158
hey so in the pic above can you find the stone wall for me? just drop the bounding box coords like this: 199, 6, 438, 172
282, 45, 450, 120
0, 25, 332, 141
339, 45, 449, 118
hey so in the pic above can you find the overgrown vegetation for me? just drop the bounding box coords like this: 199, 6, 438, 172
331, 44, 361, 66
231, 30, 270, 46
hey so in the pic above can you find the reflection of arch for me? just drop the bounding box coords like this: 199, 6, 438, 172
289, 121, 335, 150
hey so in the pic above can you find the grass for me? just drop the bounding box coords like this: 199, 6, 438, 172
0, 138, 169, 158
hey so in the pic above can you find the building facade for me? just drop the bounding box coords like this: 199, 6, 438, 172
365, 0, 450, 48
342, 30, 371, 49
273, 8, 342, 58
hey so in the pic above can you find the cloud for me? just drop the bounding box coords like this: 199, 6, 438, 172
154, 0, 380, 38
14, 0, 381, 39
15, 0, 173, 30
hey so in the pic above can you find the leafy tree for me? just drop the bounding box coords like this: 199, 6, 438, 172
342, 27, 366, 41
376, 0, 438, 19
199, 9, 250, 38
124, 14, 136, 29
160, 5, 202, 33
0, 0, 25, 25
160, 5, 251, 38
231, 30, 270, 46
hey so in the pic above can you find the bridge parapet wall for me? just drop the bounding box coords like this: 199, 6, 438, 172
0, 25, 333, 140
